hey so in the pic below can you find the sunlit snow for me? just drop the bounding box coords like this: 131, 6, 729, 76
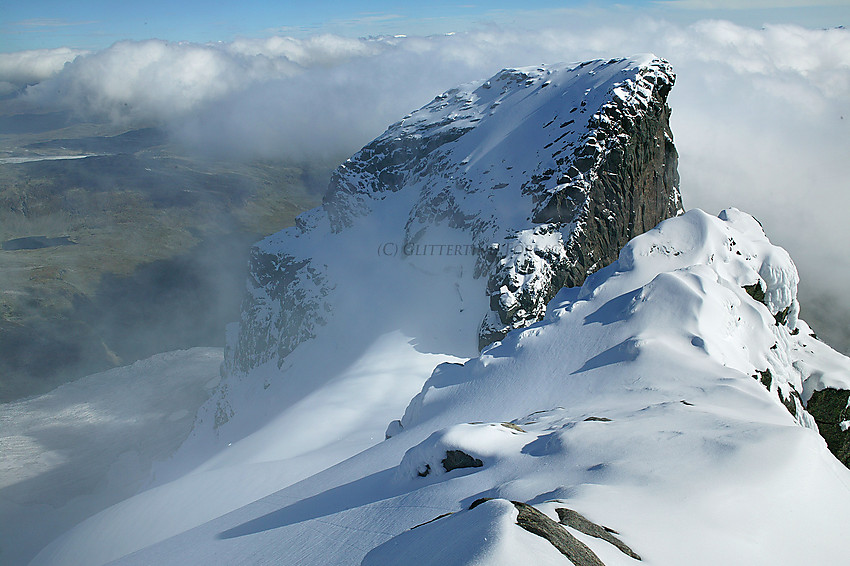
26, 209, 850, 566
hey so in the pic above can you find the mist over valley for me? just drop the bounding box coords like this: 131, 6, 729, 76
0, 106, 333, 400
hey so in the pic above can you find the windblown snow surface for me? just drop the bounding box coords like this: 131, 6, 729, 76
29, 208, 850, 565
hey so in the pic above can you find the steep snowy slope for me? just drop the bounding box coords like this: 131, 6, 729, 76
34, 209, 850, 566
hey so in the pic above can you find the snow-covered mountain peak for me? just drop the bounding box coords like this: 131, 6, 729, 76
227, 55, 681, 398
322, 56, 675, 233
397, 208, 842, 438
591, 207, 799, 325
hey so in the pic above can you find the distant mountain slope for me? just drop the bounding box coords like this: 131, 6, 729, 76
0, 348, 223, 566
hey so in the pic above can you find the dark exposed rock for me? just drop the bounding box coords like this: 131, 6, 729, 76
409, 512, 453, 530
774, 306, 790, 326
755, 368, 773, 389
442, 450, 483, 472
806, 388, 850, 467
743, 282, 765, 304
512, 501, 607, 566
556, 507, 641, 561
469, 497, 493, 509
584, 416, 612, 422
480, 62, 681, 347
778, 388, 800, 418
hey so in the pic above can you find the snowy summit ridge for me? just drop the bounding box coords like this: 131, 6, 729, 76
34, 210, 850, 566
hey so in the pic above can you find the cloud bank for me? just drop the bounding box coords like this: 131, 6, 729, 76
6, 17, 850, 328
0, 47, 87, 94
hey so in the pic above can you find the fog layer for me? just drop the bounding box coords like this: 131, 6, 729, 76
4, 17, 848, 341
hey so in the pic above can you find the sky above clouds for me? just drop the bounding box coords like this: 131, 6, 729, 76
2, 1, 849, 52
0, 1, 848, 335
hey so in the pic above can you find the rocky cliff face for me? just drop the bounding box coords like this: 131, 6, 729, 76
479, 60, 680, 346
227, 55, 682, 376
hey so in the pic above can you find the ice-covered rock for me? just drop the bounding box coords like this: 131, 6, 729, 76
398, 422, 527, 479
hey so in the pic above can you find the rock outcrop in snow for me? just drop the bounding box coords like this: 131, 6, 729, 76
807, 388, 850, 466
227, 55, 682, 378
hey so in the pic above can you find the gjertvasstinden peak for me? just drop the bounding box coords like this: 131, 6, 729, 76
229, 55, 681, 377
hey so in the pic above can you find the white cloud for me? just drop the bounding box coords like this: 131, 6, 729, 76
0, 47, 88, 88
24, 40, 287, 122
10, 18, 850, 328
226, 34, 383, 63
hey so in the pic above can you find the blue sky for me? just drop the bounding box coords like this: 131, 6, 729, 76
2, 0, 848, 52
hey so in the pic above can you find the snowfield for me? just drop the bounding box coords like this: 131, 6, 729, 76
26, 208, 850, 565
